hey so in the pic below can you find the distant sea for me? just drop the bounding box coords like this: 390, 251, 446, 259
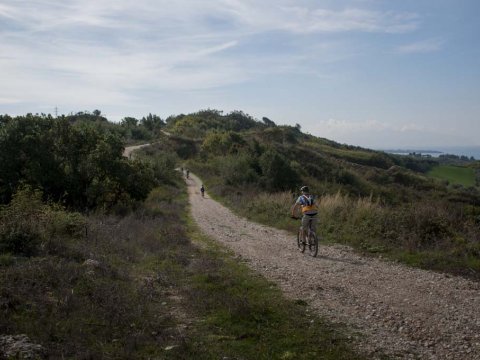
381, 146, 480, 160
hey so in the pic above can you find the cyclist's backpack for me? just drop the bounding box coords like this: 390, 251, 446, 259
301, 195, 317, 214
302, 195, 314, 206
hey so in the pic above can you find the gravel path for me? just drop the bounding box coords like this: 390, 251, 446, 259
123, 143, 151, 158
187, 173, 480, 359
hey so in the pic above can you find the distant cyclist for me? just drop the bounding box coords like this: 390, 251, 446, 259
290, 186, 318, 243
200, 184, 205, 197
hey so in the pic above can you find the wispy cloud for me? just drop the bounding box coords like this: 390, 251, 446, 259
0, 97, 21, 105
278, 7, 419, 34
317, 118, 425, 133
0, 0, 422, 112
0, 4, 15, 19
395, 38, 444, 54
307, 118, 474, 148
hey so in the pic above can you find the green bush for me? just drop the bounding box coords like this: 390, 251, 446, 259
0, 115, 156, 211
0, 186, 86, 257
216, 154, 260, 186
259, 148, 300, 191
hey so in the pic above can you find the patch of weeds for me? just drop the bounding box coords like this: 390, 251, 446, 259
0, 181, 194, 359
167, 227, 364, 360
360, 241, 388, 254
0, 253, 15, 266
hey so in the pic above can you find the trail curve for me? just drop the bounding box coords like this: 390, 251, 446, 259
123, 143, 151, 158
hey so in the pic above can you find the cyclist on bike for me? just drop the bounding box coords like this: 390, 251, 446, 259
290, 186, 318, 244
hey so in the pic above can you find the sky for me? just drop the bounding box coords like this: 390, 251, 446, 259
1, 0, 479, 149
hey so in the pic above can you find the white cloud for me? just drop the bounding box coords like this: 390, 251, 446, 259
319, 118, 401, 132
0, 4, 15, 19
0, 0, 422, 113
306, 118, 474, 148
0, 97, 21, 105
278, 7, 419, 34
395, 38, 444, 54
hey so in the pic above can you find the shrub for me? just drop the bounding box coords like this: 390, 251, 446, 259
201, 131, 247, 156
216, 154, 260, 186
0, 186, 86, 257
259, 148, 300, 191
0, 115, 157, 211
149, 152, 178, 184
0, 187, 45, 256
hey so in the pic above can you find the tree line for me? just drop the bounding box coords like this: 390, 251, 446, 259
0, 113, 158, 211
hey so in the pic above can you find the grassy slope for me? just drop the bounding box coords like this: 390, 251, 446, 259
189, 162, 480, 280
166, 113, 479, 280
428, 165, 476, 187
0, 177, 364, 359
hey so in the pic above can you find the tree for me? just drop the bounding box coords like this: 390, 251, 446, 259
141, 113, 165, 132
259, 148, 300, 191
262, 117, 276, 127
0, 115, 155, 210
121, 117, 138, 127
201, 131, 246, 156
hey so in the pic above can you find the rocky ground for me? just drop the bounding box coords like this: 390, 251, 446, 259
187, 173, 480, 359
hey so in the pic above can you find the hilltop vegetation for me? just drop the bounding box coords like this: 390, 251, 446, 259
140, 109, 479, 279
0, 111, 363, 358
1, 108, 479, 357
2, 109, 479, 279
0, 112, 158, 211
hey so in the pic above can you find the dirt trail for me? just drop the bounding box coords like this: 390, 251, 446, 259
186, 173, 480, 359
123, 143, 151, 158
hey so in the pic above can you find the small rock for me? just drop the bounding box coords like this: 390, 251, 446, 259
83, 259, 100, 267
0, 334, 45, 359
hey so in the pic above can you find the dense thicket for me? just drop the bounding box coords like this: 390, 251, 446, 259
0, 114, 155, 210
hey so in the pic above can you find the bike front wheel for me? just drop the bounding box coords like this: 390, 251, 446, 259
297, 228, 306, 253
307, 232, 318, 257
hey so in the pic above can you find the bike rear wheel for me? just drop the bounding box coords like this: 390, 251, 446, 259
307, 232, 318, 257
297, 228, 306, 253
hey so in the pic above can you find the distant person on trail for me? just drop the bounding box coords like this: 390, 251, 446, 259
186, 169, 189, 179
200, 184, 205, 197
290, 186, 318, 243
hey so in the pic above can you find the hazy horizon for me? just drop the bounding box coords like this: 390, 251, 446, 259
1, 0, 479, 149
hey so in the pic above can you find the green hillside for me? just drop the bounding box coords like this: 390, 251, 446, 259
0, 111, 364, 358
428, 165, 476, 187
150, 109, 480, 279
1, 110, 479, 357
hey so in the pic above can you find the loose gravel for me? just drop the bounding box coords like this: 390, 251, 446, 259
187, 173, 480, 359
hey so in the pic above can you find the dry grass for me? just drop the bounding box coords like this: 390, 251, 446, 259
200, 183, 480, 279
0, 184, 191, 358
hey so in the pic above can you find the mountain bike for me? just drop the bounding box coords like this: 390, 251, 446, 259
292, 216, 319, 257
